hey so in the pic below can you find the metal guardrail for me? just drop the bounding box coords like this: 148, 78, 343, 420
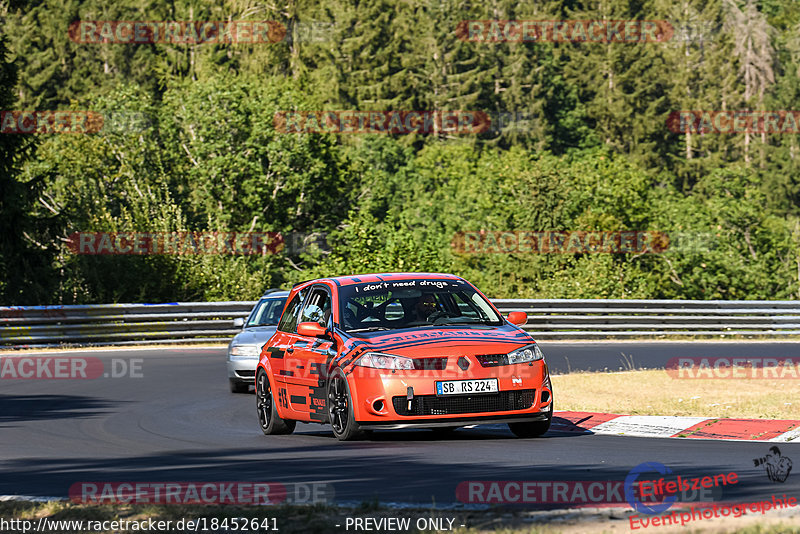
2, 299, 800, 347
0, 302, 256, 347
493, 299, 800, 338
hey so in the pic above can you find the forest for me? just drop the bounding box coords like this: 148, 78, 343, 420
1, 0, 800, 304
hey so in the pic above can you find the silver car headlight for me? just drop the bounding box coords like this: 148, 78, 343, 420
229, 345, 261, 359
507, 344, 544, 364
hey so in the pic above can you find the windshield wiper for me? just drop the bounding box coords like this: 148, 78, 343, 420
347, 326, 391, 333
432, 317, 493, 325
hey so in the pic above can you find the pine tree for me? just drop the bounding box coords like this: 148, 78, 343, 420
0, 29, 55, 303
723, 0, 776, 165
560, 0, 675, 171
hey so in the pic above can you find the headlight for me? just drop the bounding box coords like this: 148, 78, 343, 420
229, 345, 260, 358
507, 344, 544, 364
355, 352, 415, 370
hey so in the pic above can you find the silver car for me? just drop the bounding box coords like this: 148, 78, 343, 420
227, 290, 289, 393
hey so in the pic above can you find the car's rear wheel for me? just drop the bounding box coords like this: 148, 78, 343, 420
256, 369, 295, 435
508, 406, 553, 438
230, 378, 250, 394
328, 368, 362, 441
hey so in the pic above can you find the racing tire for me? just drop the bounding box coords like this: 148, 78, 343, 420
327, 368, 363, 441
230, 378, 250, 394
508, 405, 553, 438
256, 369, 296, 435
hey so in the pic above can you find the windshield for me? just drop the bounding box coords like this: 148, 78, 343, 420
246, 296, 287, 327
337, 279, 503, 332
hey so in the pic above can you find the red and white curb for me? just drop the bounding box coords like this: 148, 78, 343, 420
554, 411, 800, 442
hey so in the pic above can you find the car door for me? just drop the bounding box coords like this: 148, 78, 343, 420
284, 284, 335, 421
268, 288, 308, 388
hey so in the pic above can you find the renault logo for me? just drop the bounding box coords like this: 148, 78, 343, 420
457, 356, 470, 371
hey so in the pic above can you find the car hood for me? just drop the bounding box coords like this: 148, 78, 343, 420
340, 324, 535, 355
229, 326, 278, 348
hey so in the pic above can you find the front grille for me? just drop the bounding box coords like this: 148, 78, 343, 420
411, 357, 448, 370
475, 354, 509, 367
235, 370, 256, 378
392, 389, 536, 416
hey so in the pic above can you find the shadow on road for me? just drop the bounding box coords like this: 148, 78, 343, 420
0, 394, 120, 425
1, 438, 791, 508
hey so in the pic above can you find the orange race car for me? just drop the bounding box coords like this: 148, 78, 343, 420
255, 273, 553, 440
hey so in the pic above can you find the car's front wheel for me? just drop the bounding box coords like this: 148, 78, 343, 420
256, 369, 295, 435
327, 368, 362, 441
508, 405, 553, 438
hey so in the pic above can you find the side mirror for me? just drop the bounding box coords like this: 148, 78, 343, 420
297, 322, 328, 338
507, 311, 528, 326
233, 317, 245, 328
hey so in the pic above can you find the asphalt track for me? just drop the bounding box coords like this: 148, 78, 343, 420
1, 343, 799, 508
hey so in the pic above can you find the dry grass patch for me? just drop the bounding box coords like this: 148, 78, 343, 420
551, 369, 800, 419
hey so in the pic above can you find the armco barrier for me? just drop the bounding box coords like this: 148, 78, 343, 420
2, 299, 800, 347
0, 302, 255, 347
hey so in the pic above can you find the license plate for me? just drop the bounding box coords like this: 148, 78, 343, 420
435, 378, 498, 396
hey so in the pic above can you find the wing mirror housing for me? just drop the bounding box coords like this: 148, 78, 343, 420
297, 322, 329, 338
507, 311, 528, 326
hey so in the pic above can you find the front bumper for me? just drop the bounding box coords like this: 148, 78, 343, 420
347, 361, 552, 424
227, 358, 259, 382
358, 412, 551, 430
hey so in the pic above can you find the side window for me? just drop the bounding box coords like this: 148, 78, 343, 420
299, 287, 331, 328
277, 289, 307, 333
266, 298, 288, 324
452, 292, 485, 319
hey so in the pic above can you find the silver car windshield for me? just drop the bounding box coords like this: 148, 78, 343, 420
247, 297, 287, 327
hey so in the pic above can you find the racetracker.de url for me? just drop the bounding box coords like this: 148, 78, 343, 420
0, 516, 278, 533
